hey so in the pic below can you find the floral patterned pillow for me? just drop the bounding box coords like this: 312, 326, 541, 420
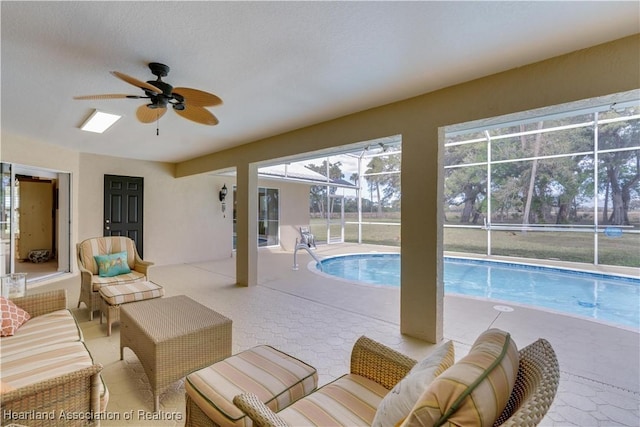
1, 296, 31, 337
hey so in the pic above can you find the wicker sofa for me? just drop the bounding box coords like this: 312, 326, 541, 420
77, 236, 153, 320
234, 331, 560, 427
1, 290, 108, 427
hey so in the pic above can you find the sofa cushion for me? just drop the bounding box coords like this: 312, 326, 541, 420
186, 345, 317, 426
1, 296, 31, 337
94, 251, 132, 277
79, 236, 136, 275
0, 309, 82, 357
372, 340, 455, 427
401, 329, 519, 427
2, 340, 96, 388
278, 374, 389, 426
1, 339, 109, 410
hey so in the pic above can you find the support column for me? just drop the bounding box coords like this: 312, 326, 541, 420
235, 163, 258, 286
400, 130, 443, 343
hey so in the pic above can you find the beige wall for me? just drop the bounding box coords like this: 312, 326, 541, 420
175, 35, 640, 342
78, 153, 233, 265
258, 178, 312, 251
0, 141, 234, 269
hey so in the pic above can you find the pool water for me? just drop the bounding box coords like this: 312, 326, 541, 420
317, 254, 640, 329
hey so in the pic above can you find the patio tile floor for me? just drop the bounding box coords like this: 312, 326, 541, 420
35, 244, 639, 426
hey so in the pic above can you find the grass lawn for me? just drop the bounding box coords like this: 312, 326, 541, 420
309, 217, 639, 267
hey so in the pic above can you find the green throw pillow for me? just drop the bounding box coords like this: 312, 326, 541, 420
94, 251, 131, 277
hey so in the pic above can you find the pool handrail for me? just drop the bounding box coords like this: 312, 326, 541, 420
293, 238, 322, 271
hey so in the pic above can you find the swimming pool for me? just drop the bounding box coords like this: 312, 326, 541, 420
316, 253, 640, 329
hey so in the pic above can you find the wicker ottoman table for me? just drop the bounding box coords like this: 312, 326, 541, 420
99, 281, 164, 336
120, 295, 232, 411
185, 345, 318, 427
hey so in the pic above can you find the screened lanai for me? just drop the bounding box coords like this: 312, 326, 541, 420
225, 91, 639, 271
253, 135, 402, 248
444, 97, 640, 268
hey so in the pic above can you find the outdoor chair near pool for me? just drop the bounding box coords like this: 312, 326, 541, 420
299, 226, 316, 248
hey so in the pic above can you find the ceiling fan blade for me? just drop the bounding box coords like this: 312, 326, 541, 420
112, 71, 163, 94
74, 94, 144, 100
173, 87, 223, 107
136, 104, 167, 123
174, 105, 219, 125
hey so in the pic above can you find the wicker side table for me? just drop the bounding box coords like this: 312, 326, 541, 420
120, 295, 232, 411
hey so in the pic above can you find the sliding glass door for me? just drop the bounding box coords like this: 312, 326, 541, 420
258, 187, 279, 247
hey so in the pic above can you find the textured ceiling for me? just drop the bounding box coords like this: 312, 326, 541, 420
2, 1, 638, 163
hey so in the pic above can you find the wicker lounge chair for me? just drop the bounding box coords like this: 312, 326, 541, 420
493, 338, 560, 426
233, 336, 559, 427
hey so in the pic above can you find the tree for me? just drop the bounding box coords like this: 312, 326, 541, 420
363, 153, 401, 216
307, 160, 344, 218
583, 115, 640, 225
521, 123, 543, 228
381, 153, 401, 208
444, 137, 487, 224
445, 109, 640, 243
365, 157, 384, 216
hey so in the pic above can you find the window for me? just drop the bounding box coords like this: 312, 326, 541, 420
258, 187, 279, 247
232, 186, 280, 249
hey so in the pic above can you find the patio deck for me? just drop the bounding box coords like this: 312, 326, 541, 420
35, 244, 639, 426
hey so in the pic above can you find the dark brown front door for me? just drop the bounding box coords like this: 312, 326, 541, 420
104, 175, 144, 257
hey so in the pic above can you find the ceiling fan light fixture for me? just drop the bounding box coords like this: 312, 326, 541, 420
81, 110, 121, 133
75, 63, 222, 127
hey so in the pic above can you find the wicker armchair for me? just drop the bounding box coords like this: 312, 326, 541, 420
493, 338, 560, 426
76, 236, 153, 320
233, 337, 559, 427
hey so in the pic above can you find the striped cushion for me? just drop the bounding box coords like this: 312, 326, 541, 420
1, 339, 109, 410
2, 340, 94, 388
0, 309, 82, 357
401, 329, 519, 427
99, 281, 164, 305
91, 271, 146, 291
278, 374, 389, 426
78, 236, 137, 275
186, 345, 317, 427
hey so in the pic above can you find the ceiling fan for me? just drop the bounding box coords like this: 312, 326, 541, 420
74, 62, 222, 126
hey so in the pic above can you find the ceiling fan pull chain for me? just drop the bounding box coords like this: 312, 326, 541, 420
156, 111, 160, 136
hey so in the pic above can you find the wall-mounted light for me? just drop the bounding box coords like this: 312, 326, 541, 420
219, 184, 228, 215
